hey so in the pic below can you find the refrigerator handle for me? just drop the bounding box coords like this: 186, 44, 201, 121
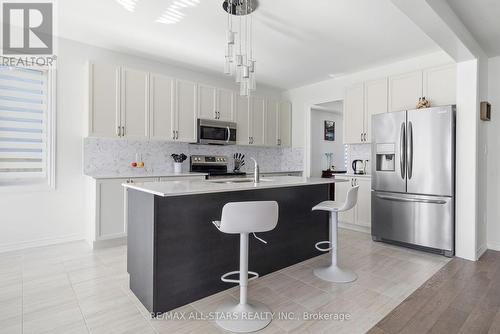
400, 122, 406, 180
375, 194, 446, 205
407, 121, 413, 179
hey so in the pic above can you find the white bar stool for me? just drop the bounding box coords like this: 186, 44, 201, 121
212, 201, 279, 333
312, 186, 359, 283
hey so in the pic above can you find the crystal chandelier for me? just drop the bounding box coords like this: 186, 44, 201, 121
222, 0, 257, 96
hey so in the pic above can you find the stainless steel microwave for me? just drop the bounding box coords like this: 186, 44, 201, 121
197, 119, 237, 145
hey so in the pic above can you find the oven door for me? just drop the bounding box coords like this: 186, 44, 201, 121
198, 119, 236, 145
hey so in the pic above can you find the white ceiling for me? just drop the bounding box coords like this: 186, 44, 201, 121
447, 0, 500, 57
58, 0, 439, 89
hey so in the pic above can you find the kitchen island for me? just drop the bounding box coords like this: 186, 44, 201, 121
123, 176, 346, 315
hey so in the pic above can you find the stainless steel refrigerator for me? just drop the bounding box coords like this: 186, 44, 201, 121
371, 105, 455, 257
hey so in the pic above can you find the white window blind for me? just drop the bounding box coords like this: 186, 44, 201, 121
0, 66, 48, 182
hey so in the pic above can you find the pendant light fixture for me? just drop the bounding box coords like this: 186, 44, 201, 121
222, 0, 257, 96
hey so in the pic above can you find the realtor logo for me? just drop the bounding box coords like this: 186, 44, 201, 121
2, 2, 53, 55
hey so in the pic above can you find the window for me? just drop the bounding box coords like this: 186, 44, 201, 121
0, 65, 55, 188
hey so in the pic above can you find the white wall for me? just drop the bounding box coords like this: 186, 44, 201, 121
310, 109, 344, 177
0, 38, 283, 252
487, 56, 500, 251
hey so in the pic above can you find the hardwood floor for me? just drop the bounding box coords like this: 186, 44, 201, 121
368, 250, 500, 334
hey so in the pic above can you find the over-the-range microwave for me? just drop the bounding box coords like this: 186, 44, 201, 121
197, 119, 237, 145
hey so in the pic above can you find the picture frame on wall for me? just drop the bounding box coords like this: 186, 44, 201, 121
324, 121, 335, 141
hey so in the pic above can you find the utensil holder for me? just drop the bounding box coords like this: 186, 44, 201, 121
174, 162, 182, 174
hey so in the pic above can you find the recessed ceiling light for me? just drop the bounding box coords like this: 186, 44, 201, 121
328, 73, 346, 79
116, 0, 140, 12
156, 0, 200, 25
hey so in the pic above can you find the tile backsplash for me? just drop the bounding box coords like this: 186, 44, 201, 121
83, 137, 304, 177
345, 144, 371, 173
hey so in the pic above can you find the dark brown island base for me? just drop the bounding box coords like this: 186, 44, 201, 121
124, 177, 344, 315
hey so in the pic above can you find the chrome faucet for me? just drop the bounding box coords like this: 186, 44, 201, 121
250, 157, 260, 183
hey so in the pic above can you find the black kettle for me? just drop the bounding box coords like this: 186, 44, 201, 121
352, 160, 365, 174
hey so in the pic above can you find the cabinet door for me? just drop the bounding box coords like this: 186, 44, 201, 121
279, 101, 292, 147
121, 68, 149, 138
150, 74, 175, 140
198, 84, 216, 120
89, 62, 120, 137
97, 178, 128, 239
355, 178, 371, 227
217, 88, 234, 121
176, 80, 197, 143
364, 78, 388, 143
335, 178, 355, 225
235, 95, 251, 145
265, 99, 279, 146
388, 71, 422, 112
423, 64, 456, 107
344, 83, 365, 144
250, 96, 265, 146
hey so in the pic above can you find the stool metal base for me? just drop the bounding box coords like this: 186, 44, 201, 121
215, 299, 272, 333
313, 265, 357, 283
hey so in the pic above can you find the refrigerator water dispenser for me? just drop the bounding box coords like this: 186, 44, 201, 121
376, 143, 395, 171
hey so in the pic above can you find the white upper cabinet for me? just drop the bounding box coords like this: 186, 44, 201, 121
364, 78, 388, 143
120, 68, 149, 139
235, 95, 251, 145
279, 101, 292, 147
388, 70, 423, 112
344, 83, 365, 144
175, 79, 198, 143
423, 64, 456, 107
149, 74, 175, 140
250, 96, 265, 146
198, 84, 216, 120
265, 99, 279, 146
217, 88, 234, 121
89, 62, 120, 137
88, 62, 291, 145
198, 85, 234, 121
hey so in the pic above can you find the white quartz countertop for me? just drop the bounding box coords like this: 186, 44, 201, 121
86, 172, 208, 179
122, 176, 347, 197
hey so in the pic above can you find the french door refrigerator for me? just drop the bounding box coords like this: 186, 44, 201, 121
371, 105, 455, 257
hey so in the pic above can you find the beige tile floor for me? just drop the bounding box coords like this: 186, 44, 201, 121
0, 229, 450, 334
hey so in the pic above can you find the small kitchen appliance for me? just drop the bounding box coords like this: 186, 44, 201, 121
352, 160, 366, 175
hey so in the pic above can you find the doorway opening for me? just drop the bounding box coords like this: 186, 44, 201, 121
309, 100, 346, 177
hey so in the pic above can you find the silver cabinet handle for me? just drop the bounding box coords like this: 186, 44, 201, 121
400, 122, 406, 180
407, 121, 413, 180
375, 194, 446, 205
364, 133, 367, 142
176, 130, 179, 140
117, 126, 121, 137
361, 133, 363, 142
121, 126, 125, 137
173, 130, 176, 140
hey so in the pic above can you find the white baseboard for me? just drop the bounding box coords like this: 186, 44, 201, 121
476, 244, 487, 259
338, 222, 371, 234
487, 242, 500, 252
0, 234, 85, 253
92, 236, 127, 249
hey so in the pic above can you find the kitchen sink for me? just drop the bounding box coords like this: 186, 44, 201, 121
209, 178, 274, 184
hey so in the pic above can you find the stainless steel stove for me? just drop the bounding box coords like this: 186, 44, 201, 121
190, 155, 246, 179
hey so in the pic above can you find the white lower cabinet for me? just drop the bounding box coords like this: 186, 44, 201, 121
92, 175, 206, 246
334, 176, 371, 228
96, 178, 128, 240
